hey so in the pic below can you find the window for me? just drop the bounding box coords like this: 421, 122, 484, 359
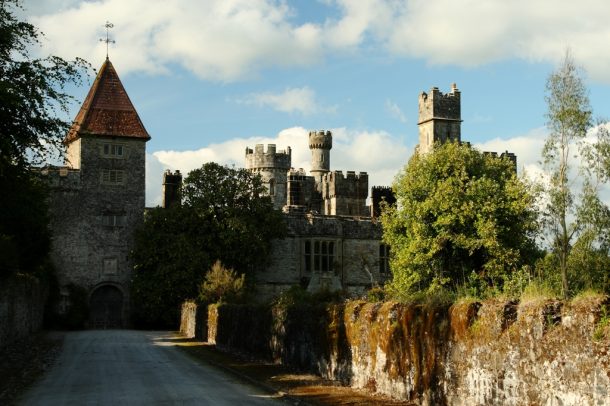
304, 240, 335, 272
102, 214, 126, 227
101, 169, 124, 185
269, 179, 275, 196
103, 143, 124, 157
379, 244, 390, 274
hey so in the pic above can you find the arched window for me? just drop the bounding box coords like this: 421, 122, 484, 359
269, 178, 275, 196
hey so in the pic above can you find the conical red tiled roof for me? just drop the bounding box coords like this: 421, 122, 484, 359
64, 58, 151, 143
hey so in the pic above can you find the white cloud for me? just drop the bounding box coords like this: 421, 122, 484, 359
145, 126, 411, 206
329, 0, 610, 83
30, 0, 610, 83
386, 99, 408, 123
236, 87, 322, 115
31, 0, 323, 81
475, 127, 547, 175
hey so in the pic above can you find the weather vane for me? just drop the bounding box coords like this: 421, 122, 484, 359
99, 21, 115, 59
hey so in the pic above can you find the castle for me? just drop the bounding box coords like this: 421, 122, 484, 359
41, 58, 149, 328
240, 133, 390, 298
228, 84, 514, 299
43, 56, 515, 324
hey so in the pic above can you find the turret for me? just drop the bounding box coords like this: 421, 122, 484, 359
162, 169, 182, 209
309, 130, 332, 185
245, 144, 291, 209
418, 83, 462, 154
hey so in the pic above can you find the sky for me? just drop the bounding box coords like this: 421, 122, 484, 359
24, 0, 610, 206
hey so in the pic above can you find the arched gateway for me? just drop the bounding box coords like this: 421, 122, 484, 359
90, 285, 124, 329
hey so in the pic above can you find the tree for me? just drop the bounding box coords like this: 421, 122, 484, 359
0, 0, 88, 277
541, 51, 594, 298
0, 0, 88, 172
181, 163, 285, 273
381, 142, 538, 299
130, 162, 285, 327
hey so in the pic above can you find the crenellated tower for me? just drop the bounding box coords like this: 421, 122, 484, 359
418, 83, 462, 154
162, 169, 182, 209
309, 130, 332, 186
321, 170, 369, 216
245, 144, 291, 209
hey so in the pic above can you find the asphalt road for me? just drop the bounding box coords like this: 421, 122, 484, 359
19, 330, 286, 405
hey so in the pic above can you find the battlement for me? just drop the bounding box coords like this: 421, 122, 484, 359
309, 130, 332, 150
418, 83, 461, 125
163, 169, 182, 208
484, 150, 517, 171
37, 166, 82, 189
245, 143, 292, 170
322, 170, 368, 199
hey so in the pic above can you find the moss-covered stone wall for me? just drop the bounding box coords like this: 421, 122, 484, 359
182, 296, 610, 405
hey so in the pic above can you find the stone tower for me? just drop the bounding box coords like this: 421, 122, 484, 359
162, 169, 182, 209
418, 84, 462, 154
47, 57, 150, 328
245, 144, 291, 210
309, 130, 332, 186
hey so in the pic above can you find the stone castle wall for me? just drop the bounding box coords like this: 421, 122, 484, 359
45, 136, 147, 325
255, 214, 388, 301
0, 275, 47, 349
245, 144, 292, 209
321, 171, 369, 216
182, 296, 610, 405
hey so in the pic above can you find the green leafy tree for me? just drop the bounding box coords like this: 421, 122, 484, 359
0, 0, 88, 277
181, 163, 285, 273
131, 162, 285, 327
0, 0, 88, 172
381, 142, 538, 299
542, 52, 599, 297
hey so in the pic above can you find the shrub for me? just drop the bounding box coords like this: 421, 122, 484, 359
198, 260, 245, 304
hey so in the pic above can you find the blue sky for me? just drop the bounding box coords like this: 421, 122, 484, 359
27, 0, 610, 205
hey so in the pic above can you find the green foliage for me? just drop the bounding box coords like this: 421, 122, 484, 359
593, 304, 609, 341
131, 162, 285, 328
0, 1, 88, 278
539, 51, 610, 298
501, 266, 533, 299
366, 286, 386, 302
0, 0, 89, 172
381, 142, 539, 299
199, 261, 245, 304
0, 168, 51, 277
130, 207, 212, 328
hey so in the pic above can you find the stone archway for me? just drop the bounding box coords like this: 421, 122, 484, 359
89, 285, 124, 329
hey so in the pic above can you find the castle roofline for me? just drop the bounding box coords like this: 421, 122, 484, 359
64, 58, 151, 144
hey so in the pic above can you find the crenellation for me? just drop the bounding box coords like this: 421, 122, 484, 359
245, 143, 292, 209
418, 84, 462, 154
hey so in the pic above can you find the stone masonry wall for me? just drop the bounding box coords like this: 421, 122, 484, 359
0, 275, 47, 349
187, 295, 610, 405
255, 214, 389, 301
46, 136, 147, 325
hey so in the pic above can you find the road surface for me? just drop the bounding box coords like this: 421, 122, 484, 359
19, 330, 286, 405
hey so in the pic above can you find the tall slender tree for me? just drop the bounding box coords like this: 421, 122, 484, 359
542, 51, 593, 298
